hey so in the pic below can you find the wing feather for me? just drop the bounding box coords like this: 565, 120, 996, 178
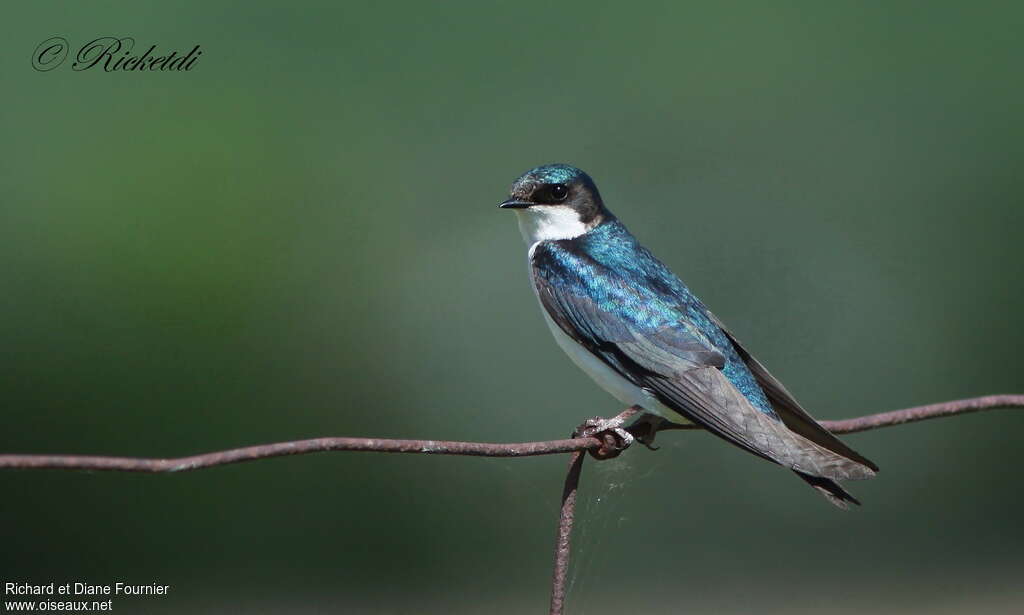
645, 368, 874, 480
531, 244, 875, 482
708, 313, 879, 472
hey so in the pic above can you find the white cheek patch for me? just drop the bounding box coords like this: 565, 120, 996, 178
515, 207, 589, 245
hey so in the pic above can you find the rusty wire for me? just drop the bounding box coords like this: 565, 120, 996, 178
1, 394, 1022, 614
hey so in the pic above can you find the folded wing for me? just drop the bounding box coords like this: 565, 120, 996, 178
532, 247, 875, 482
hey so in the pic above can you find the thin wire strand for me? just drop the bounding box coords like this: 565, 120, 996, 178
1, 394, 1022, 615
549, 451, 585, 615
3, 395, 1019, 473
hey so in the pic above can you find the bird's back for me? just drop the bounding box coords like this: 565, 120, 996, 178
534, 219, 777, 418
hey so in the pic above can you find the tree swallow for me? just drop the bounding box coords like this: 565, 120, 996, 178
499, 163, 877, 508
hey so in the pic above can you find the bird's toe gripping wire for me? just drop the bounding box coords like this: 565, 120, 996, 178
572, 406, 644, 460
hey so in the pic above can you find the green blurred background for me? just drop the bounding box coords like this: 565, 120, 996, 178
3, 2, 1023, 613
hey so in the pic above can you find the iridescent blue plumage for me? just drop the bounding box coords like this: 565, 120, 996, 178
534, 219, 777, 418
502, 163, 877, 508
527, 164, 584, 186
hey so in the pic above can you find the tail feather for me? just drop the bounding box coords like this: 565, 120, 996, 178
794, 471, 861, 510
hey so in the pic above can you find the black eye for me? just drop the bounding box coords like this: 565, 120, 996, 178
550, 184, 569, 201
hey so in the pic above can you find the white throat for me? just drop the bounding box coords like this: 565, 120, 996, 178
514, 207, 590, 245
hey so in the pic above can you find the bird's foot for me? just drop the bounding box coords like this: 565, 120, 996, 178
572, 406, 642, 460
625, 413, 674, 451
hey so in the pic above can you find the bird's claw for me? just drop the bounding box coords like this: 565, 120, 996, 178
572, 414, 636, 460
627, 413, 670, 451
638, 435, 660, 451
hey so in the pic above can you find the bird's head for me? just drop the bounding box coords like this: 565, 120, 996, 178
499, 163, 610, 244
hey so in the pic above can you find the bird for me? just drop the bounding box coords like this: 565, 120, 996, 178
498, 163, 877, 508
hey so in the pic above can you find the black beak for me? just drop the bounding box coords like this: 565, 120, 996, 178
498, 198, 532, 209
